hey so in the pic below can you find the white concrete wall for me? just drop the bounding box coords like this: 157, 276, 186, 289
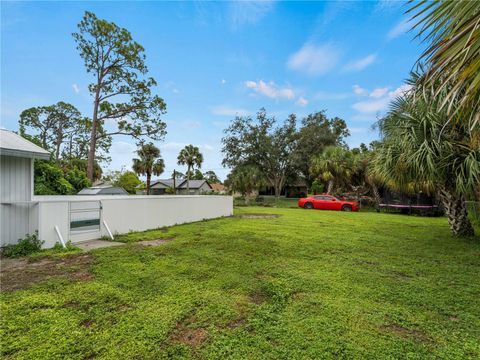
37, 202, 69, 248
34, 195, 233, 248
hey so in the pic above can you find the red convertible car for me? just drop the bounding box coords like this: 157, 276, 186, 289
298, 195, 359, 212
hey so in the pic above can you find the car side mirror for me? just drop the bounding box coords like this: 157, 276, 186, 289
332, 198, 336, 201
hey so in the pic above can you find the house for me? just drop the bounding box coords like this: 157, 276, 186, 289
140, 178, 213, 195
259, 179, 308, 198
147, 179, 178, 195
78, 185, 129, 195
177, 179, 212, 195
211, 183, 226, 194
0, 129, 50, 246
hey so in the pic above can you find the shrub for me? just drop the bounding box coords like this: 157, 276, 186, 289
2, 232, 44, 258
310, 180, 324, 195
165, 187, 176, 194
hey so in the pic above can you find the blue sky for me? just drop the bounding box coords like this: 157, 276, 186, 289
1, 1, 422, 180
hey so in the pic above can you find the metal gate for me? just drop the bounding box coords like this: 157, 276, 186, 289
69, 201, 102, 243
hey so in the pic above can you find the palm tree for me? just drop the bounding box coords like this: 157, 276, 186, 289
132, 143, 165, 195
372, 70, 479, 237
310, 146, 354, 194
408, 1, 480, 129
177, 145, 203, 193
352, 151, 383, 206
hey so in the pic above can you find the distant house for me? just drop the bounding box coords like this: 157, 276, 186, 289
259, 179, 308, 198
177, 179, 212, 195
78, 185, 129, 195
139, 178, 213, 195
148, 179, 178, 195
211, 183, 226, 194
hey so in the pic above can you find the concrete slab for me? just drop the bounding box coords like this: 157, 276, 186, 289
76, 240, 125, 251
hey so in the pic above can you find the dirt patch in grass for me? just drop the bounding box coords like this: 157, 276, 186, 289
136, 238, 175, 246
227, 317, 246, 329
239, 214, 280, 219
249, 288, 269, 305
0, 253, 94, 292
172, 327, 207, 348
169, 315, 207, 349
380, 324, 430, 343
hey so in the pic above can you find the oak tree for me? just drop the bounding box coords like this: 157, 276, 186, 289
222, 109, 298, 198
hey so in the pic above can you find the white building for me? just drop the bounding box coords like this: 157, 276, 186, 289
0, 129, 50, 246
0, 130, 233, 249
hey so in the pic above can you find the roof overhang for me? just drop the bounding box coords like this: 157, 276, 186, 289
0, 148, 50, 160
0, 130, 51, 160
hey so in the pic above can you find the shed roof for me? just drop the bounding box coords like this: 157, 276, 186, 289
0, 129, 50, 159
78, 186, 129, 195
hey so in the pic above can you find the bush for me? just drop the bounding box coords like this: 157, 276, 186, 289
310, 180, 324, 195
165, 187, 176, 194
2, 232, 44, 258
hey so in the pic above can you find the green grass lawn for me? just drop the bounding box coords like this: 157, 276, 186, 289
1, 207, 479, 359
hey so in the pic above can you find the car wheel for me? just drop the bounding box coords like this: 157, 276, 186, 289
341, 205, 352, 212
304, 202, 313, 209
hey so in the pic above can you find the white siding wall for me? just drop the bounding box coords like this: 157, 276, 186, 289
0, 155, 35, 246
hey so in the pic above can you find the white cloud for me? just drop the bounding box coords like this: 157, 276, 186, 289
287, 43, 340, 75
370, 87, 389, 98
229, 0, 275, 29
221, 79, 226, 85
72, 84, 80, 94
351, 84, 413, 113
387, 19, 411, 40
352, 85, 367, 96
352, 98, 390, 113
244, 80, 295, 100
106, 141, 137, 171
344, 54, 376, 72
296, 97, 308, 107
211, 105, 250, 116
375, 0, 403, 13
388, 84, 413, 98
